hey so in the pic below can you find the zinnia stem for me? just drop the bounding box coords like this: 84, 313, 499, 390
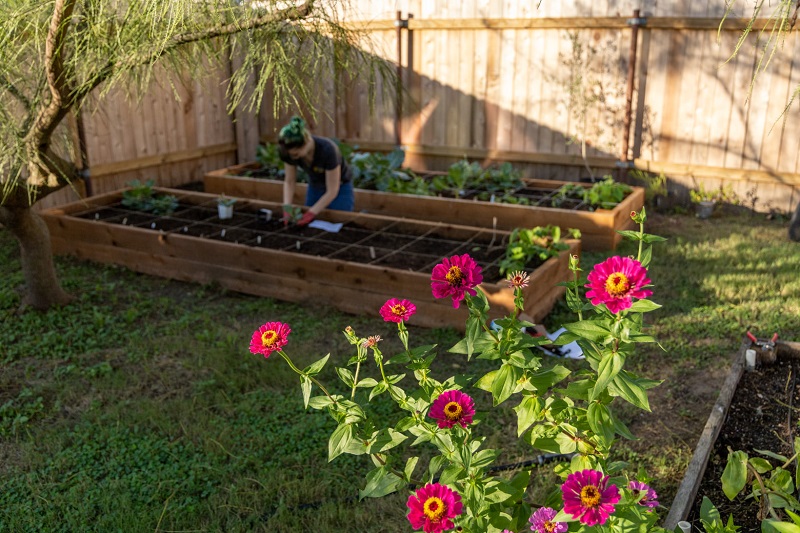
278, 350, 336, 404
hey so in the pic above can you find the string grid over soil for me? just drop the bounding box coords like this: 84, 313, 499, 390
686, 357, 799, 530
72, 201, 523, 282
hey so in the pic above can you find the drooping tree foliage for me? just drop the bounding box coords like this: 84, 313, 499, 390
0, 0, 394, 309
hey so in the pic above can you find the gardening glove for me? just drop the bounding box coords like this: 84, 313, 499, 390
296, 211, 316, 226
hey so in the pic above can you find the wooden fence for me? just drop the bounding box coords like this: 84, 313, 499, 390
41, 2, 800, 214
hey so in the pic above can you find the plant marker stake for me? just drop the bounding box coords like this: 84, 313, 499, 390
150, 222, 156, 229
296, 240, 301, 250
369, 246, 376, 259
94, 213, 99, 220
257, 235, 262, 245
221, 229, 226, 238
676, 522, 691, 533
489, 217, 498, 248
183, 226, 188, 233
122, 217, 127, 225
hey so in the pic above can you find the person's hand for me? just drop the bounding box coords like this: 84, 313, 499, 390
296, 211, 316, 226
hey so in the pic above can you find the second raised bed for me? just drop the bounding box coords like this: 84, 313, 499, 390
204, 163, 644, 251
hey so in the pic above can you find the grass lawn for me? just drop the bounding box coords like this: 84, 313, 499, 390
1, 209, 799, 532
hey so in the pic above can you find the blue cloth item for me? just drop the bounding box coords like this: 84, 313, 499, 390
306, 181, 354, 212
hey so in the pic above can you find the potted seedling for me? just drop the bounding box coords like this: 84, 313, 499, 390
217, 195, 236, 220
690, 183, 737, 219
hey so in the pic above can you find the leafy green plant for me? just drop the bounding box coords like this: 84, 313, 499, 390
349, 148, 412, 192
249, 209, 673, 532
718, 444, 800, 530
498, 225, 576, 275
217, 194, 236, 207
697, 496, 741, 533
250, 143, 308, 181
550, 183, 588, 208
629, 169, 667, 207
430, 159, 484, 196
585, 177, 632, 210
121, 179, 177, 215
282, 204, 303, 223
690, 183, 739, 205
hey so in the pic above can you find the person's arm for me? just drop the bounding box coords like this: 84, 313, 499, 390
283, 163, 297, 206
307, 166, 341, 216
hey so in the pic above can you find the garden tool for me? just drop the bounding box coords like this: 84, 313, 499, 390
745, 331, 779, 364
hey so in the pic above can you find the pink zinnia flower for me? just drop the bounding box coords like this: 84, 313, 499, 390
380, 298, 417, 323
428, 389, 475, 429
584, 256, 652, 314
529, 507, 567, 533
407, 483, 463, 533
561, 469, 620, 526
629, 480, 659, 509
431, 254, 483, 309
249, 321, 291, 358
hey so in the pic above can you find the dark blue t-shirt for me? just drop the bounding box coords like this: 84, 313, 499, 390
280, 136, 351, 189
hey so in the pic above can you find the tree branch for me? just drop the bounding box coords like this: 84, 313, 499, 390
72, 1, 312, 104
27, 0, 77, 147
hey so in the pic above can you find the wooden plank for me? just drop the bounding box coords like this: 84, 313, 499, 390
524, 26, 546, 155
757, 31, 794, 175
657, 29, 688, 163
347, 17, 799, 31
664, 343, 748, 529
688, 30, 717, 168
90, 143, 237, 177
777, 32, 800, 175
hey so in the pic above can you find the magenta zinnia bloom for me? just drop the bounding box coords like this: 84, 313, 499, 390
380, 298, 417, 323
629, 480, 659, 509
431, 254, 483, 309
584, 256, 652, 314
407, 483, 463, 533
561, 469, 620, 526
529, 507, 567, 533
249, 321, 291, 358
428, 389, 475, 429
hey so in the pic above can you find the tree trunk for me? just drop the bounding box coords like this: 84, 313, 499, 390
790, 200, 800, 242
2, 205, 73, 310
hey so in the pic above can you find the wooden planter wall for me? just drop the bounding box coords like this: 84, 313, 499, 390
664, 340, 800, 530
204, 163, 644, 251
42, 189, 579, 331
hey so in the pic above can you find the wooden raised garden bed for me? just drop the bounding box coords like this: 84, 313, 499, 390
665, 339, 800, 531
42, 188, 579, 331
204, 163, 644, 251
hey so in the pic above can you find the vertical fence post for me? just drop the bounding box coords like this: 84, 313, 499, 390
395, 11, 408, 147
619, 10, 646, 182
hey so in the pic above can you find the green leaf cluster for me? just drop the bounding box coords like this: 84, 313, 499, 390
121, 180, 178, 216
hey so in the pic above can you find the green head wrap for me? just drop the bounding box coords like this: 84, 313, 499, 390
279, 116, 307, 146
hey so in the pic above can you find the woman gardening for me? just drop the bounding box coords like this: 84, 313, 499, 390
278, 116, 354, 226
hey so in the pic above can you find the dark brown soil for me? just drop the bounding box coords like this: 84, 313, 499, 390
71, 203, 513, 282
686, 357, 799, 530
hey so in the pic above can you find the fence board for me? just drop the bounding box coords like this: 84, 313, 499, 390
47, 10, 798, 216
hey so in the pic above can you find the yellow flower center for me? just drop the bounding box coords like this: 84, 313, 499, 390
544, 522, 558, 533
444, 401, 463, 421
261, 330, 278, 347
423, 496, 446, 521
580, 485, 601, 508
604, 272, 630, 297
391, 304, 407, 316
445, 266, 464, 287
